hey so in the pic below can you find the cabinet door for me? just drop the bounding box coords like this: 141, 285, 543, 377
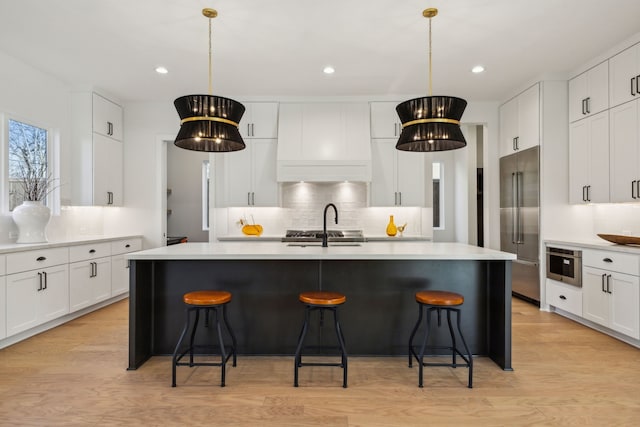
219, 145, 252, 206
587, 111, 610, 203
609, 100, 640, 202
6, 271, 40, 336
609, 271, 640, 339
499, 97, 518, 157
569, 119, 590, 203
93, 257, 112, 303
111, 254, 128, 296
251, 139, 278, 206
93, 93, 123, 141
93, 134, 123, 206
370, 102, 402, 138
249, 103, 279, 139
582, 266, 609, 327
397, 151, 425, 206
0, 276, 6, 340
370, 139, 397, 206
586, 62, 609, 118
69, 261, 93, 312
516, 84, 540, 151
39, 264, 70, 323
609, 43, 640, 108
569, 72, 588, 123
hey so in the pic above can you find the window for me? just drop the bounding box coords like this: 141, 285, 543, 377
5, 118, 52, 211
433, 162, 443, 228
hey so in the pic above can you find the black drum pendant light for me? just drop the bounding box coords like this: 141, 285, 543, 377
174, 8, 245, 152
396, 8, 467, 152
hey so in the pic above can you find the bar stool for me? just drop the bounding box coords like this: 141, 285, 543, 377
408, 290, 473, 388
171, 290, 237, 387
294, 291, 348, 388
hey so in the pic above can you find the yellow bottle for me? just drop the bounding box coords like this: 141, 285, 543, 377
386, 215, 397, 237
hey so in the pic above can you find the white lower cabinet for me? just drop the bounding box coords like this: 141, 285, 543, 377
69, 242, 112, 312
110, 238, 142, 296
6, 264, 70, 337
0, 254, 5, 340
546, 279, 582, 317
582, 250, 640, 340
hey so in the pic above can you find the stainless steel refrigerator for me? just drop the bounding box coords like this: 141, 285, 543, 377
500, 145, 540, 304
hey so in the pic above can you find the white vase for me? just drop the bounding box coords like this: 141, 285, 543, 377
12, 201, 52, 243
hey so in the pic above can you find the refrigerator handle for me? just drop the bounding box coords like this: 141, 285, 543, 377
516, 171, 523, 244
511, 172, 517, 244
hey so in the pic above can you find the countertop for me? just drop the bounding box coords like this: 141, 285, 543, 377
0, 235, 142, 255
217, 235, 431, 242
545, 238, 640, 254
126, 241, 515, 261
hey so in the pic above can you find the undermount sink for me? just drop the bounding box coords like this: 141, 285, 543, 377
287, 242, 362, 247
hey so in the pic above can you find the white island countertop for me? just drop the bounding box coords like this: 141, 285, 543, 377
127, 241, 516, 261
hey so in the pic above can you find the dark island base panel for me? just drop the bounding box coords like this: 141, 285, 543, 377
129, 259, 512, 371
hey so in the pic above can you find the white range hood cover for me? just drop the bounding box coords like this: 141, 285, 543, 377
276, 102, 372, 182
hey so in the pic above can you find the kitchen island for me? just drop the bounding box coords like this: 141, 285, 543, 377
127, 242, 515, 370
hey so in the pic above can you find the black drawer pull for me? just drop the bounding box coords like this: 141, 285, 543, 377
603, 258, 613, 263
559, 295, 567, 300
36, 256, 46, 261
125, 244, 131, 248
89, 249, 96, 254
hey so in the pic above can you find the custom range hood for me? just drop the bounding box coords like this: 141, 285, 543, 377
276, 102, 372, 182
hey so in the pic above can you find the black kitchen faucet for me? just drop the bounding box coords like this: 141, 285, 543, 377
322, 203, 338, 247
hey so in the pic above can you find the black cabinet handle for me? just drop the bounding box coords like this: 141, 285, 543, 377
606, 274, 612, 294
36, 256, 46, 262
89, 249, 96, 254
603, 257, 613, 263
125, 244, 131, 248
582, 186, 587, 202
586, 97, 591, 114
43, 271, 47, 290
586, 185, 591, 202
632, 77, 636, 96
633, 180, 637, 199
37, 272, 43, 291
559, 295, 567, 300
601, 273, 606, 292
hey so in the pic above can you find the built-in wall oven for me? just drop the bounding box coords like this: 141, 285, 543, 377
546, 247, 582, 287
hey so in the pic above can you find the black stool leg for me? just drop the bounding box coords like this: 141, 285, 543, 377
417, 307, 433, 388
455, 309, 473, 388
333, 307, 348, 388
293, 306, 311, 387
446, 309, 457, 367
188, 308, 201, 366
172, 307, 192, 387
222, 304, 237, 367
408, 303, 424, 368
212, 307, 228, 387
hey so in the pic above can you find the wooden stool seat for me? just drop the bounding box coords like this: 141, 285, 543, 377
183, 290, 232, 306
299, 291, 346, 306
415, 290, 464, 306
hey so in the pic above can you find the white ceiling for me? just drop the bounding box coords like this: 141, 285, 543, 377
1, 0, 640, 104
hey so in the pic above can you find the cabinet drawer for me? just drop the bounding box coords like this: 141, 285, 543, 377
546, 279, 583, 316
111, 238, 142, 255
69, 242, 112, 263
0, 254, 5, 275
583, 249, 639, 275
6, 247, 69, 275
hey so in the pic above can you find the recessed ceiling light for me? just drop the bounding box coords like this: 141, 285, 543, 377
471, 65, 485, 74
155, 66, 169, 74
323, 66, 335, 74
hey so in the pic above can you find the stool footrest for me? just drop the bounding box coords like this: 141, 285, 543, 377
298, 362, 345, 367
175, 345, 235, 368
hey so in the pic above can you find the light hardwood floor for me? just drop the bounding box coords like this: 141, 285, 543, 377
1, 297, 639, 426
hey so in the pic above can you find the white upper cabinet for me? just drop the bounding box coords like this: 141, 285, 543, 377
370, 102, 403, 139
499, 84, 540, 157
71, 91, 124, 206
609, 99, 640, 202
215, 139, 279, 207
239, 102, 279, 139
609, 42, 640, 109
569, 110, 610, 203
569, 61, 608, 123
370, 139, 425, 206
92, 93, 123, 141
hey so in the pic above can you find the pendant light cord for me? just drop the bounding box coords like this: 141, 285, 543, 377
208, 16, 213, 95
428, 15, 432, 96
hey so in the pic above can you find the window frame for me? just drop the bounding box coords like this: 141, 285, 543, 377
1, 113, 60, 214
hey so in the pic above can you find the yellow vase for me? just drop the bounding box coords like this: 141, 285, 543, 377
386, 215, 397, 237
